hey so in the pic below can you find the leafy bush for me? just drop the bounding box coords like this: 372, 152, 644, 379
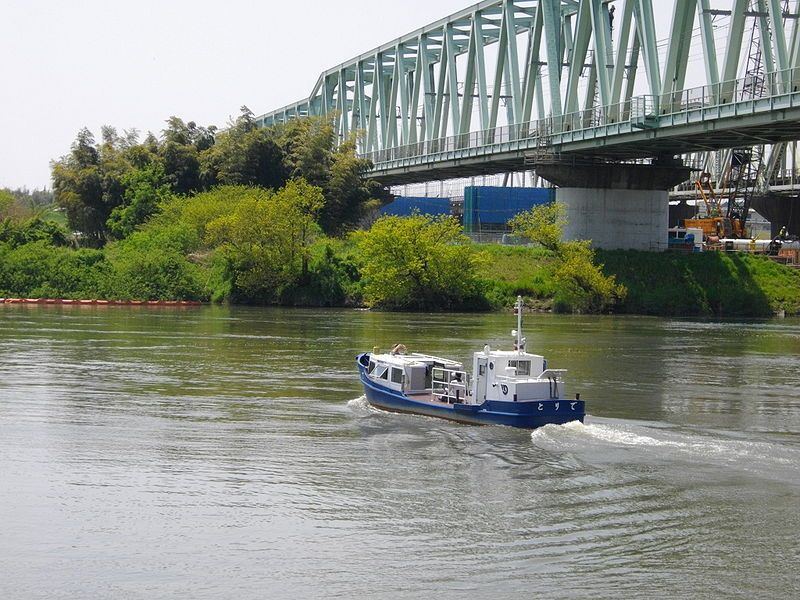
103, 223, 205, 300
354, 213, 486, 310
0, 217, 70, 248
552, 242, 626, 313
205, 179, 324, 303
107, 163, 171, 238
509, 203, 626, 313
0, 240, 107, 298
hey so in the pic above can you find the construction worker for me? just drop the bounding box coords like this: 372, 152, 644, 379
779, 225, 788, 240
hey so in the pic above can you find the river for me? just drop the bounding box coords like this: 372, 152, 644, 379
1, 305, 799, 599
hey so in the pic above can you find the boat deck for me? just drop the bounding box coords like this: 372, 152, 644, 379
406, 391, 473, 406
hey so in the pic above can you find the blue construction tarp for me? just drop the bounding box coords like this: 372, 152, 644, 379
377, 196, 451, 217
463, 187, 554, 232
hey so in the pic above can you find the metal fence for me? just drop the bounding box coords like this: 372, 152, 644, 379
361, 67, 800, 167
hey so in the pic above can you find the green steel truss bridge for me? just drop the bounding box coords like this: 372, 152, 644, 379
256, 0, 800, 187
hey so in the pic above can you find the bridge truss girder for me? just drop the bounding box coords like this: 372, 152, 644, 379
256, 0, 800, 184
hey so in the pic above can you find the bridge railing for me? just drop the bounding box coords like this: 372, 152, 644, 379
362, 67, 800, 168
661, 67, 800, 114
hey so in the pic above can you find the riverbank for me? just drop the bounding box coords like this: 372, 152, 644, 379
477, 245, 800, 317
599, 249, 800, 317
2, 237, 799, 316
1, 298, 202, 306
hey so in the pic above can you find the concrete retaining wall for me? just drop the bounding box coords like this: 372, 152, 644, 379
557, 188, 669, 251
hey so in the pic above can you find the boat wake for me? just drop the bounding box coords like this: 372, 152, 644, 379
531, 418, 800, 484
347, 395, 379, 417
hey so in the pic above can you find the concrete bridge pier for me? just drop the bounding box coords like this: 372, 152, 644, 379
536, 159, 690, 252
750, 193, 800, 239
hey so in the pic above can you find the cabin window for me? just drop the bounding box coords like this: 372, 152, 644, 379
509, 360, 531, 376
478, 364, 486, 376
375, 365, 388, 380
368, 361, 376, 374
391, 367, 403, 384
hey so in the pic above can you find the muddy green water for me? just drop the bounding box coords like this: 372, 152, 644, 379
1, 306, 799, 599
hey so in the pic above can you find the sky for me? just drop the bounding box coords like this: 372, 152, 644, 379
0, 0, 476, 189
1, 0, 681, 191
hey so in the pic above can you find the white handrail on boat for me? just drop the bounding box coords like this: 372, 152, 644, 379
432, 366, 471, 403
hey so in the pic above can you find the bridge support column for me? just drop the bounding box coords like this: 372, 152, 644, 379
751, 193, 800, 239
557, 188, 669, 251
536, 159, 690, 252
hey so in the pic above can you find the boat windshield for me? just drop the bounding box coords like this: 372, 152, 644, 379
509, 360, 531, 376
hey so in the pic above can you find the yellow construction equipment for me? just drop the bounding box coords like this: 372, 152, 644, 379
685, 172, 747, 241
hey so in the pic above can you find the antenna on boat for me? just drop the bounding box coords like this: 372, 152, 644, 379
512, 295, 526, 353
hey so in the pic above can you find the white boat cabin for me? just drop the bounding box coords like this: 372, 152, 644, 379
364, 297, 566, 406
469, 347, 566, 403
365, 345, 566, 406
365, 349, 469, 404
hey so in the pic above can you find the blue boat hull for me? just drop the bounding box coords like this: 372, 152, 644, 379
357, 355, 584, 429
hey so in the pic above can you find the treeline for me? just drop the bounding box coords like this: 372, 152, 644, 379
1, 110, 472, 307
0, 108, 627, 311
0, 109, 395, 305
1, 187, 53, 209
50, 108, 387, 246
2, 110, 798, 315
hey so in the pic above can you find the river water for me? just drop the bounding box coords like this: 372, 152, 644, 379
1, 305, 798, 599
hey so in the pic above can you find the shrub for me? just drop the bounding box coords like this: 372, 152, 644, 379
103, 223, 205, 300
509, 203, 626, 313
354, 213, 486, 310
0, 240, 107, 298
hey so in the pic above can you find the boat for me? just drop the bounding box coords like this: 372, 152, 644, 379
356, 296, 585, 428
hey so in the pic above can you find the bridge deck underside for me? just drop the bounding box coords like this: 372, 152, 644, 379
370, 95, 800, 186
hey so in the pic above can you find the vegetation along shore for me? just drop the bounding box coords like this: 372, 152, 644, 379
2, 110, 799, 317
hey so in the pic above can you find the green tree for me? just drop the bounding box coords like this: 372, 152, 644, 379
52, 126, 152, 246
104, 222, 204, 301
1, 187, 54, 214
275, 119, 389, 234
159, 116, 219, 194
354, 213, 484, 310
322, 136, 388, 234
509, 202, 625, 313
201, 108, 286, 190
52, 128, 107, 246
279, 115, 334, 188
0, 218, 69, 248
508, 201, 565, 252
107, 163, 172, 238
205, 179, 324, 302
553, 241, 626, 312
0, 190, 16, 219
162, 116, 216, 151
162, 140, 201, 194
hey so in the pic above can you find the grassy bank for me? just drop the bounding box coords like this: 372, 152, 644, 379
475, 245, 558, 309
597, 249, 800, 317
3, 209, 799, 316
473, 244, 800, 316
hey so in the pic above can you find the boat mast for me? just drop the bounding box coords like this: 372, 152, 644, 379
515, 295, 524, 353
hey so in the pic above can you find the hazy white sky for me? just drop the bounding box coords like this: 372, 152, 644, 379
1, 0, 680, 190
1, 0, 477, 189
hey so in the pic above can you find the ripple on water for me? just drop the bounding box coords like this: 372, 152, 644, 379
2, 307, 800, 599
